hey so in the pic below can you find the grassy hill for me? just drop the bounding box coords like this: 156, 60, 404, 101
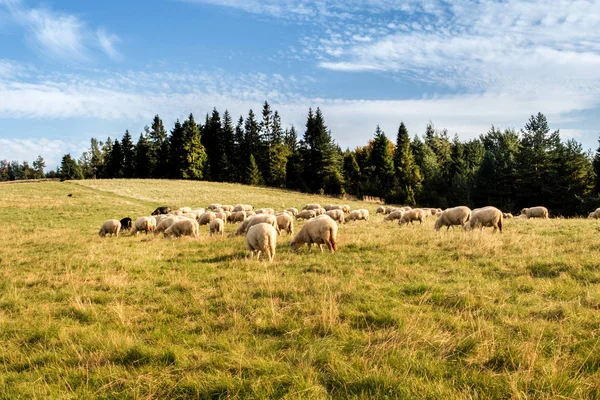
1, 179, 600, 398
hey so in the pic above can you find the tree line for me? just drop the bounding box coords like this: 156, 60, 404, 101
3, 102, 599, 216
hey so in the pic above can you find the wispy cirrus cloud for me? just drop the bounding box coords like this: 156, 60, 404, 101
0, 0, 122, 62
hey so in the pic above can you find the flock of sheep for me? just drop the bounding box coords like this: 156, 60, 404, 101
97, 202, 555, 262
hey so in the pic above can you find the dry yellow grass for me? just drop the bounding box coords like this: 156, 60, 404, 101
1, 179, 600, 398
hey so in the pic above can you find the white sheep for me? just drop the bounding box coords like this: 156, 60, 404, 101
276, 212, 294, 235
197, 212, 216, 226
469, 206, 503, 233
296, 209, 316, 220
209, 218, 225, 236
326, 209, 345, 224
155, 216, 180, 235
236, 214, 280, 236
246, 223, 277, 261
229, 211, 246, 223
303, 203, 322, 211
132, 216, 154, 235
164, 218, 199, 238
384, 210, 404, 222
290, 215, 338, 253
99, 219, 121, 237
520, 206, 549, 219
399, 209, 425, 226
434, 206, 471, 231
346, 209, 369, 222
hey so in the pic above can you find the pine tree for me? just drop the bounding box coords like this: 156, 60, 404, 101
89, 138, 104, 179
121, 130, 135, 178
233, 116, 245, 182
221, 110, 236, 182
246, 154, 262, 186
59, 154, 84, 180
592, 134, 600, 194
168, 120, 185, 178
259, 101, 273, 184
244, 110, 261, 179
202, 108, 223, 181
343, 150, 361, 195
106, 140, 124, 178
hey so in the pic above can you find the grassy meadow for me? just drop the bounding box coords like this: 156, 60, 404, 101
1, 179, 600, 399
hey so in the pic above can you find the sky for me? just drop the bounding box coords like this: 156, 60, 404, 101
1, 0, 600, 169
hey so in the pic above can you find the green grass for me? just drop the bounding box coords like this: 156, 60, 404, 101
1, 179, 600, 399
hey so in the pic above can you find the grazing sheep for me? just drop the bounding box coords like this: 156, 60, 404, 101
209, 218, 225, 236
207, 204, 222, 211
255, 208, 275, 215
326, 209, 345, 224
346, 209, 369, 222
229, 211, 246, 223
155, 216, 180, 235
469, 206, 503, 233
285, 207, 299, 217
214, 211, 231, 222
246, 223, 277, 261
520, 206, 549, 219
376, 206, 387, 215
221, 205, 234, 212
151, 206, 171, 216
303, 204, 322, 211
182, 212, 196, 220
164, 218, 199, 238
420, 209, 432, 218
233, 204, 244, 212
588, 208, 600, 219
197, 212, 216, 226
177, 207, 192, 214
434, 206, 472, 231
341, 205, 351, 214
314, 207, 326, 216
399, 209, 426, 226
245, 210, 256, 217
119, 217, 132, 231
384, 210, 404, 222
290, 215, 338, 253
132, 217, 154, 235
148, 216, 158, 231
191, 208, 206, 217
276, 212, 294, 235
99, 219, 121, 237
236, 214, 279, 236
297, 209, 317, 220
503, 213, 514, 219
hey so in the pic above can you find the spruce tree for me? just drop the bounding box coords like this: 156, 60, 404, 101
246, 154, 262, 186
121, 130, 135, 178
134, 133, 150, 178
221, 110, 236, 182
369, 125, 395, 198
202, 108, 223, 181
148, 115, 168, 178
168, 120, 185, 178
393, 122, 421, 204
592, 134, 600, 194
181, 114, 208, 180
59, 154, 84, 180
106, 140, 124, 178
233, 116, 245, 182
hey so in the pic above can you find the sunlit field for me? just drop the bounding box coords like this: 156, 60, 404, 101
1, 179, 600, 398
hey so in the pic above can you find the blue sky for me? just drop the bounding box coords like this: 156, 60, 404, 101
1, 0, 600, 169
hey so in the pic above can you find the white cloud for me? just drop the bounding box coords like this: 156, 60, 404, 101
97, 29, 122, 61
0, 0, 121, 62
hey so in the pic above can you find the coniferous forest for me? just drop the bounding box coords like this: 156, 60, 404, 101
4, 101, 600, 216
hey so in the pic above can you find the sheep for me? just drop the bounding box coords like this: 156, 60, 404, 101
323, 204, 337, 211
191, 208, 206, 217
233, 204, 244, 212
209, 218, 225, 236
341, 205, 351, 214
221, 205, 234, 212
255, 208, 275, 215
245, 210, 256, 217
155, 214, 169, 226
314, 207, 326, 216
151, 206, 171, 216
434, 206, 472, 231
469, 206, 503, 233
182, 212, 197, 220
420, 209, 432, 218
276, 212, 294, 235
212, 207, 224, 213
285, 207, 299, 217
326, 209, 345, 224
246, 223, 277, 261
119, 217, 132, 231
376, 206, 387, 215
207, 203, 222, 211
99, 219, 121, 237
229, 211, 246, 223
297, 209, 316, 220
197, 212, 216, 226
303, 204, 322, 211
399, 209, 426, 226
214, 211, 231, 222
155, 216, 180, 235
588, 208, 600, 219
147, 216, 157, 232
177, 207, 192, 214
236, 214, 279, 236
384, 210, 404, 222
164, 218, 200, 238
290, 214, 338, 253
503, 213, 514, 219
520, 206, 549, 219
346, 209, 369, 222
132, 217, 154, 235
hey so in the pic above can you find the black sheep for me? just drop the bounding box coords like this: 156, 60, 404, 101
151, 206, 171, 216
120, 217, 132, 231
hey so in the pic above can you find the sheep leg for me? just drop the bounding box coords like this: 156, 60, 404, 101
319, 244, 324, 252
256, 251, 261, 261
